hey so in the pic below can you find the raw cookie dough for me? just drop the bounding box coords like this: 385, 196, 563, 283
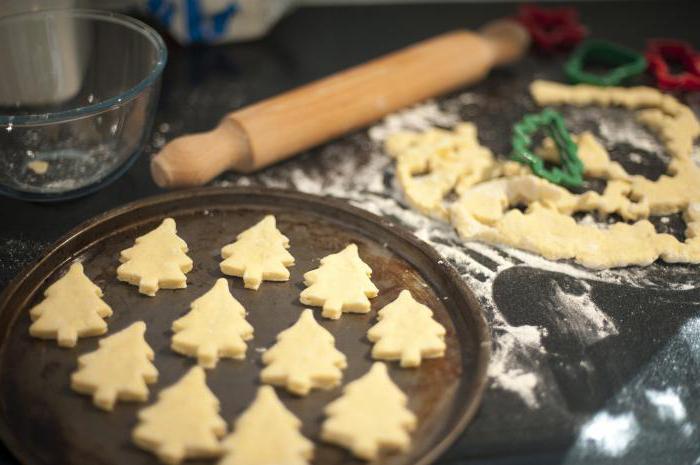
261, 309, 347, 395
133, 366, 227, 465
218, 386, 313, 465
530, 80, 700, 161
384, 81, 700, 269
536, 131, 630, 181
367, 290, 446, 368
171, 278, 254, 368
530, 80, 700, 214
27, 160, 49, 175
321, 362, 416, 461
71, 321, 158, 411
300, 244, 379, 320
117, 218, 193, 296
220, 215, 295, 290
28, 262, 112, 348
386, 123, 496, 219
451, 201, 700, 269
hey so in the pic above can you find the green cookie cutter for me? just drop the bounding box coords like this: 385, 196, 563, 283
564, 39, 648, 86
511, 108, 584, 188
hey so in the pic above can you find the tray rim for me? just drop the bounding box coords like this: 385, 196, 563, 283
0, 186, 491, 465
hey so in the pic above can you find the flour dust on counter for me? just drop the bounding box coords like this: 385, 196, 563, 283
564, 316, 700, 465
0, 237, 47, 289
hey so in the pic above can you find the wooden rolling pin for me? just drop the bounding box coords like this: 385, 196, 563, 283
151, 19, 529, 188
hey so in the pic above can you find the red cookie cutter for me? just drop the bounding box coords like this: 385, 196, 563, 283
516, 4, 588, 53
646, 39, 700, 91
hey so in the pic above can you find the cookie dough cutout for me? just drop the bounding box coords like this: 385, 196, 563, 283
321, 362, 416, 461
133, 366, 226, 465
220, 215, 294, 290
29, 262, 113, 348
171, 278, 254, 369
300, 244, 379, 320
117, 218, 193, 297
261, 309, 347, 395
71, 321, 158, 411
386, 123, 497, 219
219, 386, 313, 465
367, 290, 446, 368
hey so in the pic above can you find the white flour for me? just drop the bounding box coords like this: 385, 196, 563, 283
645, 388, 687, 423
571, 411, 640, 458
548, 281, 619, 344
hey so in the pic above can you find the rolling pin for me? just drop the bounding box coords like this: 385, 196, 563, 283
151, 19, 529, 188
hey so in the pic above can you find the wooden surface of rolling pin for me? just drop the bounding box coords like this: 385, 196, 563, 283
151, 19, 529, 188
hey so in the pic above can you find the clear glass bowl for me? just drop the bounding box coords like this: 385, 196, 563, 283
0, 9, 167, 201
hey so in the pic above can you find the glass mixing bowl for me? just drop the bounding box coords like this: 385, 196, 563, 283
0, 9, 167, 201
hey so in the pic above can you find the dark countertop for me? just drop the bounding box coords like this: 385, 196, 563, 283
2, 2, 700, 465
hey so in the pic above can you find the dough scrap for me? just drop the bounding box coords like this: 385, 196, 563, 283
171, 278, 254, 369
536, 131, 630, 181
29, 262, 112, 348
71, 321, 158, 411
530, 80, 700, 215
133, 366, 226, 465
385, 81, 700, 269
261, 309, 347, 395
220, 215, 295, 290
321, 362, 416, 460
117, 218, 193, 296
27, 160, 49, 175
367, 290, 446, 368
451, 201, 699, 269
219, 386, 313, 465
386, 123, 496, 219
300, 244, 379, 320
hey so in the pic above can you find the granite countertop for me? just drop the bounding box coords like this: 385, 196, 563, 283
1, 2, 700, 464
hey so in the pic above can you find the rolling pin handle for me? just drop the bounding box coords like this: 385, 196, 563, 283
480, 19, 531, 66
150, 118, 252, 188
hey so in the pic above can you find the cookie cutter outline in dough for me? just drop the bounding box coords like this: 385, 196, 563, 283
511, 108, 584, 188
564, 39, 648, 87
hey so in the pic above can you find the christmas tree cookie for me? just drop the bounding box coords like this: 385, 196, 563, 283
261, 309, 347, 396
117, 218, 193, 296
300, 244, 379, 320
220, 215, 295, 290
171, 278, 254, 369
71, 321, 158, 411
28, 262, 112, 348
367, 290, 446, 367
218, 386, 313, 465
133, 366, 226, 465
321, 362, 416, 460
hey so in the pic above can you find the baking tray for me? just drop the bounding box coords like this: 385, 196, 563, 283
0, 187, 489, 465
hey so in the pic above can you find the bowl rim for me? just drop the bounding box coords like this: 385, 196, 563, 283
0, 8, 167, 126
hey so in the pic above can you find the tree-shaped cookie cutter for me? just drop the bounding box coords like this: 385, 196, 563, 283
511, 108, 584, 188
565, 39, 647, 86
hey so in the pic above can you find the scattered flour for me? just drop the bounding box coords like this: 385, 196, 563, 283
368, 101, 460, 142
645, 388, 687, 423
487, 327, 543, 408
574, 411, 640, 457
549, 281, 619, 343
